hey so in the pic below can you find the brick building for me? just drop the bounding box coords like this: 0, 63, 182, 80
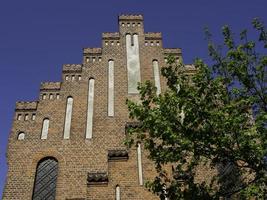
3, 14, 187, 200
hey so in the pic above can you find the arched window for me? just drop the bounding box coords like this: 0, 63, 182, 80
32, 157, 58, 200
41, 118, 49, 139
17, 132, 25, 140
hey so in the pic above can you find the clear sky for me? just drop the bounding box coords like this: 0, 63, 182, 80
0, 0, 266, 197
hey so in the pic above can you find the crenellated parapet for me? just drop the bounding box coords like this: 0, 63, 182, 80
39, 82, 62, 101
61, 64, 83, 83
15, 101, 38, 121
144, 32, 162, 39
118, 14, 143, 21
163, 48, 182, 63
15, 101, 38, 111
62, 64, 82, 73
40, 82, 61, 91
144, 32, 162, 47
83, 48, 102, 54
163, 48, 182, 55
102, 32, 120, 40
118, 14, 144, 35
83, 48, 102, 63
185, 64, 197, 74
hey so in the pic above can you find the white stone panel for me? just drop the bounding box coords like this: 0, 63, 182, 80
137, 143, 143, 185
86, 79, 95, 139
18, 132, 25, 140
41, 119, 49, 139
63, 97, 73, 139
115, 185, 120, 200
108, 60, 114, 117
152, 60, 161, 95
126, 34, 141, 94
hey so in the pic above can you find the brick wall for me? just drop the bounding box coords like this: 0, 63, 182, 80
3, 14, 183, 200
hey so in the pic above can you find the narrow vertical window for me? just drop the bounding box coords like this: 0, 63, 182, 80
108, 60, 114, 117
137, 142, 143, 185
115, 185, 120, 200
17, 114, 22, 120
71, 75, 75, 81
49, 94, 53, 99
86, 78, 95, 139
43, 94, 46, 100
65, 75, 69, 80
25, 114, 29, 121
32, 114, 36, 120
56, 94, 60, 99
152, 60, 161, 95
126, 34, 141, 94
17, 132, 25, 140
78, 75, 81, 81
32, 157, 58, 200
63, 97, 73, 139
41, 118, 49, 139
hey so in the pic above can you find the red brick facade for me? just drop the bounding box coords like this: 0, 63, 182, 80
3, 15, 183, 200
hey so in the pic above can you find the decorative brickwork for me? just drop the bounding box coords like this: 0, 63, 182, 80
3, 14, 194, 200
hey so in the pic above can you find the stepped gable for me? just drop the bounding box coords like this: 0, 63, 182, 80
3, 14, 197, 200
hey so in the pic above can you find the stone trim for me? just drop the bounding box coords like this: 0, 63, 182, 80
87, 172, 108, 185
108, 150, 128, 161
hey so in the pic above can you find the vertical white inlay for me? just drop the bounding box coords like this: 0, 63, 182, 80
126, 34, 141, 94
115, 185, 120, 200
108, 60, 114, 117
137, 143, 143, 185
152, 60, 161, 95
86, 79, 95, 139
41, 118, 49, 139
63, 97, 73, 139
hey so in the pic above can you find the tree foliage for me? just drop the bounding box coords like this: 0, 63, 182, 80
126, 18, 267, 199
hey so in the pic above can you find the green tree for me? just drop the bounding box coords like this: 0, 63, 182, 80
126, 18, 267, 199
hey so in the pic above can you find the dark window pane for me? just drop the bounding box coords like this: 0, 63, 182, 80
32, 157, 58, 200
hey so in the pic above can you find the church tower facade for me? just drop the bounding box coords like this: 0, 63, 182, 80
3, 15, 184, 200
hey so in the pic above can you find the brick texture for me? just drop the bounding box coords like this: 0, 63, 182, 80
3, 14, 183, 200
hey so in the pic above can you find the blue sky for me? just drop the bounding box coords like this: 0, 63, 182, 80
0, 0, 266, 197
